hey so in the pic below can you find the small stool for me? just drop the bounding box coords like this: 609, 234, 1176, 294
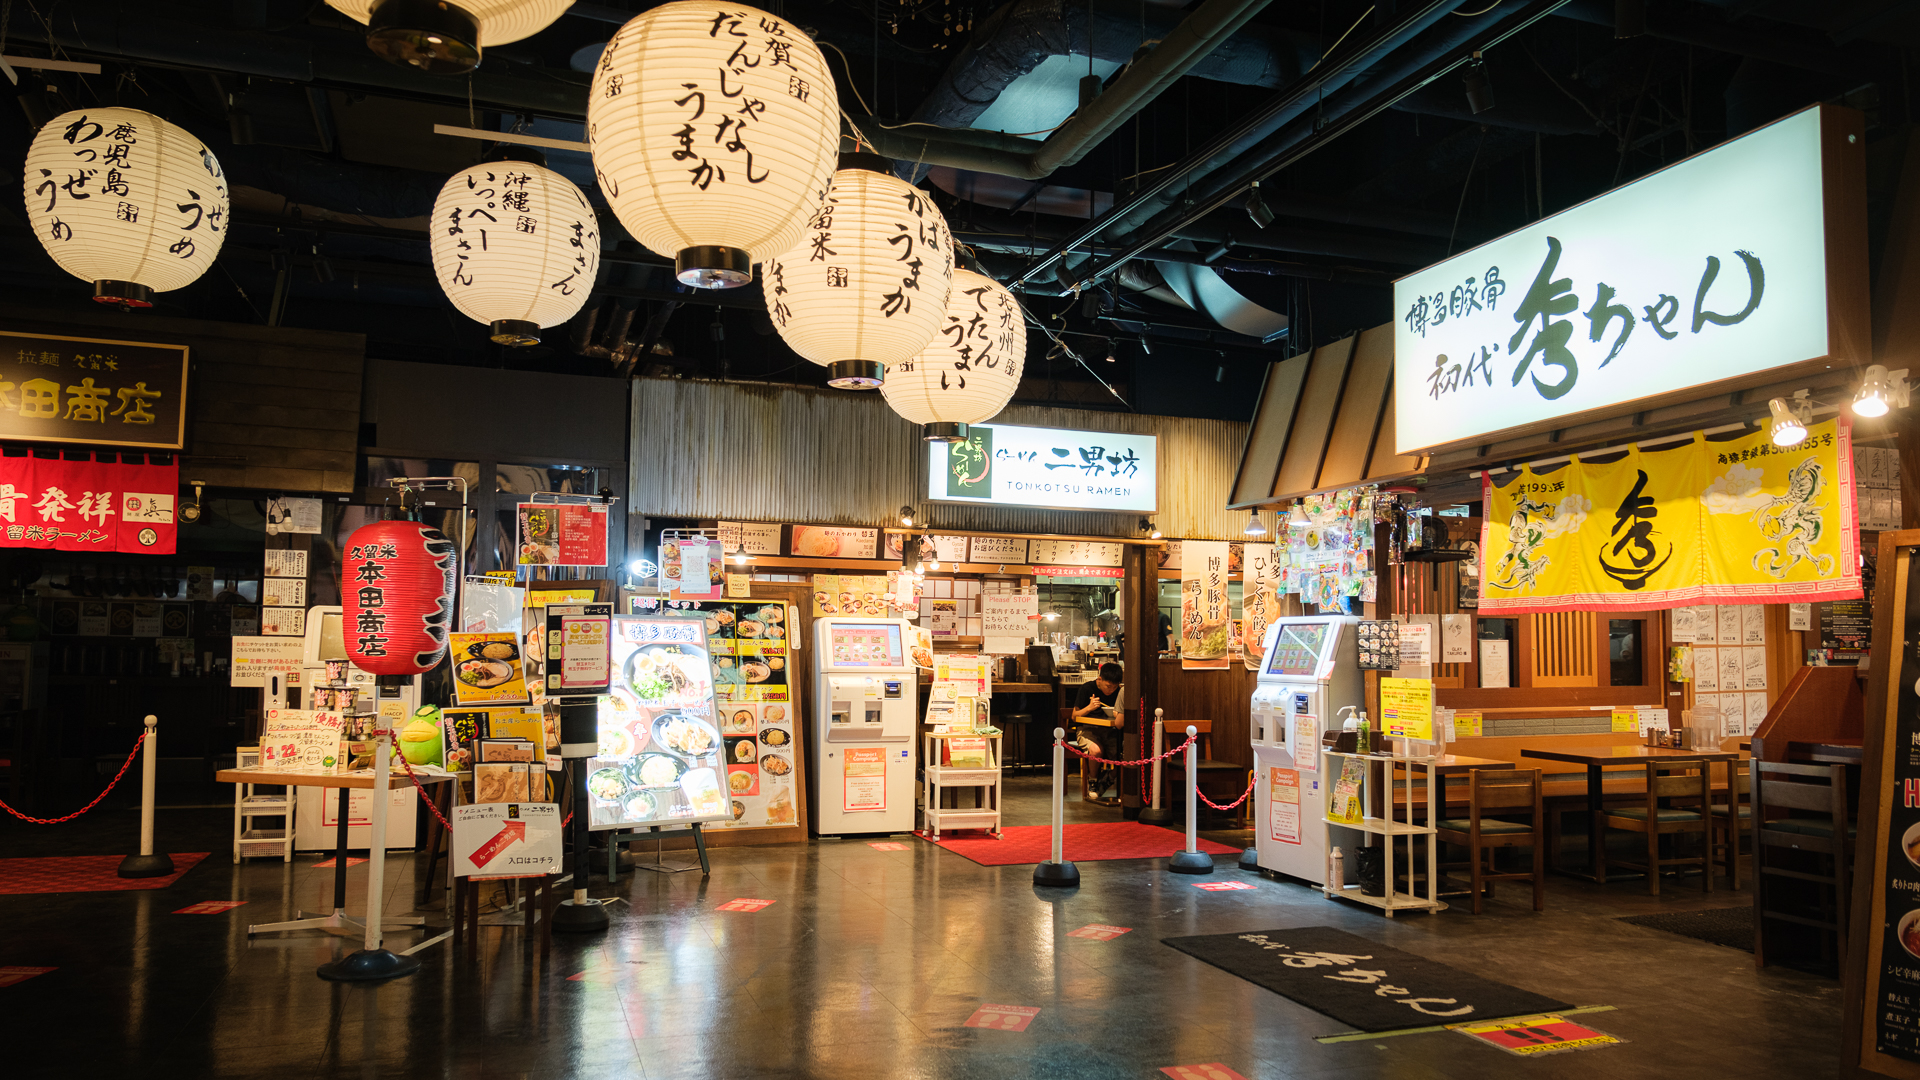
1001, 714, 1034, 772
453, 872, 560, 956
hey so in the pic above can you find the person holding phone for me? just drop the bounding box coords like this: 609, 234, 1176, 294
1070, 663, 1124, 799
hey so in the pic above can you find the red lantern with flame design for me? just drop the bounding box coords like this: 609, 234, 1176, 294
341, 519, 457, 675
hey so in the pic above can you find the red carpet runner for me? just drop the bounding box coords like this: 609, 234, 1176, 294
0, 853, 209, 895
917, 823, 1239, 866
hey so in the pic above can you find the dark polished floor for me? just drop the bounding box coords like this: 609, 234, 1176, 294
2, 776, 1842, 1080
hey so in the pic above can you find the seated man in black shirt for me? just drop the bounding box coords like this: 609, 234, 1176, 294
1070, 663, 1124, 798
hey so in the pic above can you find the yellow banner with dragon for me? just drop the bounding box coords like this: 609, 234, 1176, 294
1478, 418, 1861, 613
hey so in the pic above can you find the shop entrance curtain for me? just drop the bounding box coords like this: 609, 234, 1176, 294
1478, 418, 1861, 613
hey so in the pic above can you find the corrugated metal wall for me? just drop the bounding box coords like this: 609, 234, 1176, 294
630, 378, 1250, 540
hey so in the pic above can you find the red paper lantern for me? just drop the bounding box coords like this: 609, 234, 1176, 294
341, 519, 458, 675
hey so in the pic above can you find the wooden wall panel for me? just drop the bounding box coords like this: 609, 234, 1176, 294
1152, 660, 1256, 770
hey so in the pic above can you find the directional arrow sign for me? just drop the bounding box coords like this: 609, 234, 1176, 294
468, 820, 526, 870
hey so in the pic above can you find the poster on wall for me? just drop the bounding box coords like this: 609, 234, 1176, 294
1242, 543, 1281, 671
1479, 418, 1861, 613
981, 591, 1038, 656
1180, 540, 1231, 670
790, 526, 878, 559
587, 615, 732, 831
516, 502, 609, 567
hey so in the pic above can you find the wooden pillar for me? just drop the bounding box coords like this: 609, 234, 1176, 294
1882, 136, 1920, 529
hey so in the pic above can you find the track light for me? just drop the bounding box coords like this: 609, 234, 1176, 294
1463, 53, 1494, 115
1140, 517, 1162, 540
1245, 181, 1275, 230
1768, 394, 1810, 447
1243, 509, 1268, 538
1289, 504, 1311, 527
1138, 335, 1152, 356
1853, 365, 1910, 418
899, 505, 915, 527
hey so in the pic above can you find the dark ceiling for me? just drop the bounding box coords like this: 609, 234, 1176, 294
0, 0, 1911, 422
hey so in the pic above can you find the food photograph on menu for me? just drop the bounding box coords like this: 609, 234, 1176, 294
586, 615, 732, 830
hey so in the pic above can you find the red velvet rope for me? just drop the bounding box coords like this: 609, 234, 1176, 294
0, 730, 146, 824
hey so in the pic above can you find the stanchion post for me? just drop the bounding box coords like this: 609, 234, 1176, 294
1139, 708, 1171, 827
1170, 724, 1214, 874
553, 699, 611, 932
1032, 727, 1079, 887
318, 728, 421, 981
117, 715, 173, 879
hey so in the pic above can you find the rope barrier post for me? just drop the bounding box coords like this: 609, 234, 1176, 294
1170, 724, 1214, 875
1138, 708, 1171, 827
1032, 727, 1079, 888
319, 727, 421, 982
117, 715, 172, 879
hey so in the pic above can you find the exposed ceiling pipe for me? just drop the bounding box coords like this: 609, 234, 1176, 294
859, 0, 1289, 181
1050, 0, 1573, 294
1010, 0, 1472, 291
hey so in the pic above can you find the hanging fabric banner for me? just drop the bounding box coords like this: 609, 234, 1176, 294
1241, 542, 1281, 671
0, 453, 177, 553
1478, 417, 1860, 612
1180, 540, 1231, 670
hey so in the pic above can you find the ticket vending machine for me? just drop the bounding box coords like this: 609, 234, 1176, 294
1250, 615, 1363, 885
811, 617, 918, 836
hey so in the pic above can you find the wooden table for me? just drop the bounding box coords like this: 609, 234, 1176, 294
1424, 754, 1516, 775
994, 682, 1055, 694
1519, 745, 1738, 881
215, 768, 456, 938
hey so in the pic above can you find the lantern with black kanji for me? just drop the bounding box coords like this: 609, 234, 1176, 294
341, 520, 458, 675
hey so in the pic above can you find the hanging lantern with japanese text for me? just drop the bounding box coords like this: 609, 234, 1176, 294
341, 520, 458, 676
587, 0, 840, 288
764, 154, 955, 388
428, 152, 600, 345
23, 107, 228, 307
324, 0, 575, 75
880, 268, 1025, 439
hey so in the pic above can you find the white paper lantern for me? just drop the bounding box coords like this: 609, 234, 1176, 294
325, 0, 575, 73
588, 0, 839, 288
763, 156, 956, 388
428, 156, 600, 344
23, 108, 228, 307
881, 269, 1026, 440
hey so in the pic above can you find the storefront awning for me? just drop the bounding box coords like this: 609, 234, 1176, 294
1229, 324, 1426, 508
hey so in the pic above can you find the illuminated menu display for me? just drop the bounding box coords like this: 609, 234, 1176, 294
829, 623, 904, 669
1265, 624, 1329, 676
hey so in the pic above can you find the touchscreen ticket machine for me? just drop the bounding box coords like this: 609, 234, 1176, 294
1249, 615, 1363, 884
811, 617, 918, 836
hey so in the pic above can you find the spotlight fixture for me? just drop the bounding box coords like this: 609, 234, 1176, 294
899, 505, 915, 527
1138, 335, 1153, 356
1463, 52, 1494, 115
180, 480, 206, 524
731, 551, 756, 566
1768, 393, 1811, 447
1043, 611, 1061, 621
1245, 181, 1276, 230
1140, 517, 1162, 540
1243, 509, 1268, 538
1853, 365, 1911, 418
1289, 503, 1311, 527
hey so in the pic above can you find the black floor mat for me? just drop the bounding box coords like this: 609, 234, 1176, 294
1617, 906, 1754, 952
1163, 926, 1573, 1032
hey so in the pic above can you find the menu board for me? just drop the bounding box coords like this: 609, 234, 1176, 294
545, 603, 612, 696
812, 574, 893, 617
1867, 549, 1920, 1063
516, 502, 609, 567
698, 601, 792, 704
586, 615, 731, 831
828, 623, 904, 668
1026, 539, 1124, 567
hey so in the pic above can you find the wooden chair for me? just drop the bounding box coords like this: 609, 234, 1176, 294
1707, 759, 1751, 888
1064, 707, 1121, 806
1434, 768, 1545, 914
1600, 761, 1712, 895
1752, 759, 1852, 971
